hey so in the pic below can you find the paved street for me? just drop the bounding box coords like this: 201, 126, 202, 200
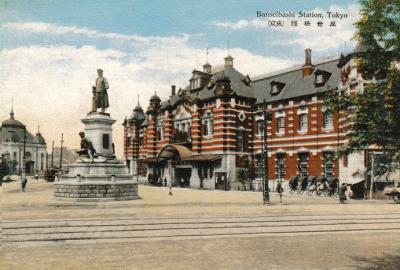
1, 179, 400, 269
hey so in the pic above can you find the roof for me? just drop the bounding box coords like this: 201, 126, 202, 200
157, 144, 192, 160
160, 66, 253, 110
155, 55, 342, 111
182, 154, 222, 162
2, 118, 25, 128
33, 132, 46, 145
251, 58, 340, 104
0, 125, 36, 144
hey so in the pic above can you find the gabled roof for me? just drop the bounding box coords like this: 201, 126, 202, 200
157, 56, 341, 111
251, 58, 340, 104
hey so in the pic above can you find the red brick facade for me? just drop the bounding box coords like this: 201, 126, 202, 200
123, 49, 364, 190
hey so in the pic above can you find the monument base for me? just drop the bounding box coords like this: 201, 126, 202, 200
53, 181, 139, 202
53, 159, 140, 202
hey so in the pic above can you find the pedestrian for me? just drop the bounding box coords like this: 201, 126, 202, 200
339, 183, 347, 204
164, 177, 167, 187
168, 183, 173, 196
277, 181, 283, 204
157, 176, 162, 186
21, 177, 27, 192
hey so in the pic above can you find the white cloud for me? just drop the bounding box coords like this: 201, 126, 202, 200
2, 22, 189, 44
0, 27, 294, 157
213, 4, 360, 53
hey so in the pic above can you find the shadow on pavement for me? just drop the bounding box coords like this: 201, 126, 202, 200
350, 252, 400, 270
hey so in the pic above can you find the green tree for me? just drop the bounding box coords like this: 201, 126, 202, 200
325, 0, 400, 173
0, 154, 10, 184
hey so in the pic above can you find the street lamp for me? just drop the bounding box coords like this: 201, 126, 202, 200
21, 125, 26, 180
258, 99, 272, 205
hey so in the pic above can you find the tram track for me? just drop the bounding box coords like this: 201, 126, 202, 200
2, 213, 400, 247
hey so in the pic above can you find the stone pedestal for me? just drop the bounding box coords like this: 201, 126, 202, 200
81, 112, 115, 157
53, 112, 139, 202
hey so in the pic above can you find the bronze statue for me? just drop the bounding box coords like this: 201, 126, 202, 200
92, 69, 109, 113
76, 131, 96, 162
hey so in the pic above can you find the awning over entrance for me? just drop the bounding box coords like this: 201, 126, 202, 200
143, 157, 166, 163
156, 144, 192, 162
182, 154, 222, 162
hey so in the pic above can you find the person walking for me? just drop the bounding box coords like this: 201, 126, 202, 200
168, 183, 173, 196
277, 181, 283, 204
339, 183, 347, 204
21, 177, 27, 192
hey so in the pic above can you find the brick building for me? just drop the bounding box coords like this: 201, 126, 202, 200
123, 47, 370, 190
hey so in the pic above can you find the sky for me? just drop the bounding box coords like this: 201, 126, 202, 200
0, 0, 360, 158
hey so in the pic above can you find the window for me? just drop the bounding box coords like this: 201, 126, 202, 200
156, 118, 164, 141
270, 81, 285, 95
323, 111, 333, 130
237, 129, 244, 152
299, 113, 308, 132
277, 117, 285, 134
203, 112, 213, 136
277, 154, 285, 180
271, 84, 279, 94
257, 121, 263, 136
13, 152, 17, 161
298, 153, 308, 178
324, 154, 334, 178
316, 74, 324, 84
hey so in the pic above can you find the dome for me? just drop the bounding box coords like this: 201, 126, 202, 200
2, 108, 25, 128
150, 93, 161, 102
2, 118, 25, 128
33, 132, 46, 145
130, 104, 146, 122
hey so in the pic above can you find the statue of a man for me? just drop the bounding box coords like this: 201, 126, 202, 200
92, 69, 109, 113
76, 131, 96, 163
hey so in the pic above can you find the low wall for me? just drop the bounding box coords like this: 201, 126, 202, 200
54, 181, 139, 201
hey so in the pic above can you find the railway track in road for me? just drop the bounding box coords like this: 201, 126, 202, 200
2, 213, 400, 247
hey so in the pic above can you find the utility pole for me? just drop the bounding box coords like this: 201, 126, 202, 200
51, 141, 54, 168
22, 126, 26, 179
59, 133, 64, 170
370, 152, 374, 200
261, 99, 270, 205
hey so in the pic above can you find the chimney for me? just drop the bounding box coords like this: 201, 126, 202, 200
302, 48, 314, 77
171, 85, 176, 96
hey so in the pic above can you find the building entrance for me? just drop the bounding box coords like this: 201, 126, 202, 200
175, 167, 191, 187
